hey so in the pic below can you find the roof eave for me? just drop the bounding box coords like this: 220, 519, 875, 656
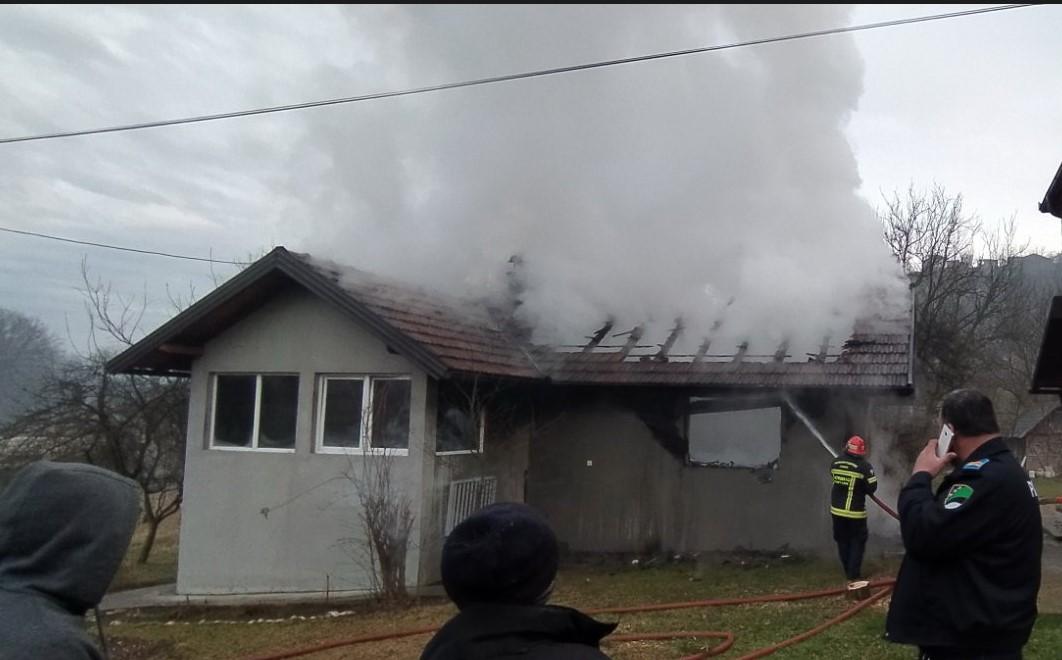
106, 247, 450, 379
1040, 161, 1062, 219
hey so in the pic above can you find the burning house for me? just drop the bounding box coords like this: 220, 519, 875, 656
108, 247, 913, 595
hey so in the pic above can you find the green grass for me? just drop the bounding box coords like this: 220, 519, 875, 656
108, 514, 180, 593
101, 552, 1062, 659
1034, 476, 1062, 500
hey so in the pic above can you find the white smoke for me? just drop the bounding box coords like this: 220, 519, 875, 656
292, 5, 909, 352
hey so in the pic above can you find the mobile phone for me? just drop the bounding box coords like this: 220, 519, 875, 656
936, 424, 954, 459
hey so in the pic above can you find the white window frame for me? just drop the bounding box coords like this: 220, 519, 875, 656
209, 373, 298, 453
315, 374, 411, 456
435, 410, 487, 456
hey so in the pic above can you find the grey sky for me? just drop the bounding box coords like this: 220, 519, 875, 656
1, 4, 1059, 354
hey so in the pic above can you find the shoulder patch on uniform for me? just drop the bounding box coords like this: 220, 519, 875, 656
944, 484, 974, 510
962, 459, 990, 471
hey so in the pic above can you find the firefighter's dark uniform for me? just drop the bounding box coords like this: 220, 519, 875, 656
829, 452, 877, 580
885, 437, 1042, 659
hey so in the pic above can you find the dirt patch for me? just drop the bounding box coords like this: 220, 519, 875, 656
111, 594, 449, 624
108, 636, 177, 660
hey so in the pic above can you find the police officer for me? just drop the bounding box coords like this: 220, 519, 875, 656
830, 435, 878, 583
885, 389, 1042, 659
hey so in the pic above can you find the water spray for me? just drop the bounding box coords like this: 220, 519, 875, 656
781, 392, 899, 520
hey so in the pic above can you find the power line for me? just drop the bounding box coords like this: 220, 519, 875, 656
0, 4, 1036, 145
0, 226, 249, 265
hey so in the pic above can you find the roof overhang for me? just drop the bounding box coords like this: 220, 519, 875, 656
1041, 161, 1062, 219
105, 247, 449, 378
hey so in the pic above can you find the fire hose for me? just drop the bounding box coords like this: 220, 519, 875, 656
245, 579, 895, 660
243, 490, 1059, 659
250, 395, 1062, 659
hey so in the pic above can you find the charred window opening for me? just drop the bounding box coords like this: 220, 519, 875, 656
686, 398, 782, 469
436, 382, 485, 455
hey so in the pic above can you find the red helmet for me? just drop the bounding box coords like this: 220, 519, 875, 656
845, 436, 867, 456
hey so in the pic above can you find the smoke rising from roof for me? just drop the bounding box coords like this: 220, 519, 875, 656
295, 5, 908, 354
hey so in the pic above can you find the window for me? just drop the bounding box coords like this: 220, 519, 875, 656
211, 374, 299, 451
316, 375, 411, 454
687, 401, 781, 468
321, 378, 364, 449
436, 384, 485, 454
371, 378, 411, 450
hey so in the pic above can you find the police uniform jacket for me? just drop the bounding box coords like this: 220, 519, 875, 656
885, 437, 1041, 652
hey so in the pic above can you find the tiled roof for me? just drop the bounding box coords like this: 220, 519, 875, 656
107, 247, 913, 392
301, 254, 912, 391
300, 256, 542, 380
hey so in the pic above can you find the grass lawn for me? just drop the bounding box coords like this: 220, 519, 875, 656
1034, 476, 1062, 500
102, 551, 1062, 659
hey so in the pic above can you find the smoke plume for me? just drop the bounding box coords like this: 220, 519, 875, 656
292, 5, 908, 352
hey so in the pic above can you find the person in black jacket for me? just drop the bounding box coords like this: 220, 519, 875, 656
421, 502, 616, 660
829, 435, 878, 583
885, 389, 1042, 660
0, 461, 140, 660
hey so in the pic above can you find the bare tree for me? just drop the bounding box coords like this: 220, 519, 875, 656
2, 263, 187, 563
983, 256, 1062, 434
0, 308, 61, 424
342, 451, 415, 604
880, 185, 1038, 453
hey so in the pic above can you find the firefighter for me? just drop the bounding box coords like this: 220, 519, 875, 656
829, 435, 878, 583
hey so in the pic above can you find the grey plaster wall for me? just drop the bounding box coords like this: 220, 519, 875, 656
177, 288, 432, 595
420, 390, 532, 585
527, 394, 871, 557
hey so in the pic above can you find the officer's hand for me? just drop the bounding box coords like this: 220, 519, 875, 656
912, 437, 956, 477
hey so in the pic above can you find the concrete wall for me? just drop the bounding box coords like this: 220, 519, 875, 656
177, 288, 433, 595
527, 392, 870, 557
420, 389, 532, 585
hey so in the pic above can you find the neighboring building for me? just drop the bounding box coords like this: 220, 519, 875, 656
1020, 405, 1062, 478
108, 247, 914, 596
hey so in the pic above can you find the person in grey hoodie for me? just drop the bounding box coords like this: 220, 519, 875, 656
0, 461, 139, 660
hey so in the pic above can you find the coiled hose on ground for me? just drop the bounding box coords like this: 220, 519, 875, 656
246, 578, 895, 660
249, 398, 1062, 659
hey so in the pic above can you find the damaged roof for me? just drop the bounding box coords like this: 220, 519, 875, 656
540, 330, 911, 390
108, 247, 913, 392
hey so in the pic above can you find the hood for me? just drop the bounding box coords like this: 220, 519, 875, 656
0, 461, 139, 614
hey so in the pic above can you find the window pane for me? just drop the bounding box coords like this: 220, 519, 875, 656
436, 386, 478, 453
322, 379, 364, 448
259, 376, 299, 449
372, 379, 410, 449
214, 375, 256, 447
